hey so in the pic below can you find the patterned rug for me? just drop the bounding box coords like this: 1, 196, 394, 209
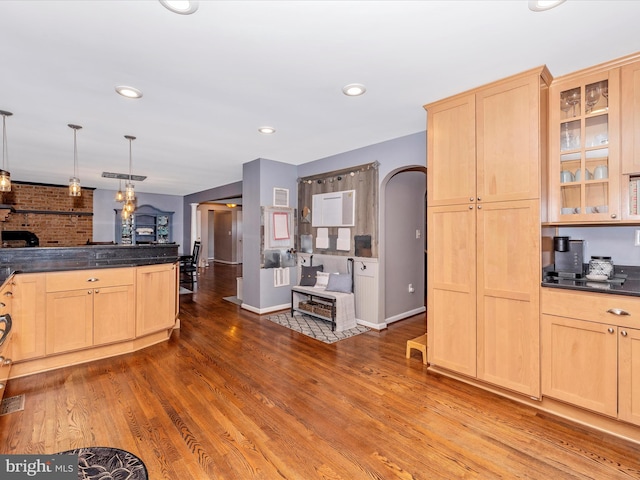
57, 447, 148, 479
266, 312, 370, 344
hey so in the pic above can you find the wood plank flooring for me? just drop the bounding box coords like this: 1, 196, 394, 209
2, 263, 640, 479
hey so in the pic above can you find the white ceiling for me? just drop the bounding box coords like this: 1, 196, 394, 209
1, 0, 639, 196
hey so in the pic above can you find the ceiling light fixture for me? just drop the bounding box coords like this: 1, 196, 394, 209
115, 179, 124, 203
115, 85, 143, 99
68, 124, 82, 197
528, 0, 566, 11
0, 110, 12, 192
258, 126, 276, 134
159, 0, 199, 15
342, 83, 367, 96
123, 135, 137, 217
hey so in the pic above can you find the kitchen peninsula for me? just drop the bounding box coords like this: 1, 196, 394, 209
1, 244, 180, 380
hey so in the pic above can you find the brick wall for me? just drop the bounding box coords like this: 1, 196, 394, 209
1, 183, 93, 247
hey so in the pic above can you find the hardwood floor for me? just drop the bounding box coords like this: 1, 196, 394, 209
2, 263, 640, 479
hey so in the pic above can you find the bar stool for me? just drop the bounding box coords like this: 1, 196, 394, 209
406, 333, 427, 364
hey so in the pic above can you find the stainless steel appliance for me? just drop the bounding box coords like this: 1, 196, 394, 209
554, 237, 584, 278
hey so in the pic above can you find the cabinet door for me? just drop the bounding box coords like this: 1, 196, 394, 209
619, 326, 640, 426
621, 59, 640, 174
93, 285, 135, 346
426, 94, 476, 207
11, 273, 46, 361
427, 204, 476, 376
541, 315, 617, 417
136, 263, 177, 337
476, 200, 540, 397
45, 289, 93, 355
476, 73, 543, 203
549, 70, 620, 222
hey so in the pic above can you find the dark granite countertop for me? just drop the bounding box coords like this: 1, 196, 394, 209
0, 244, 180, 284
541, 265, 640, 297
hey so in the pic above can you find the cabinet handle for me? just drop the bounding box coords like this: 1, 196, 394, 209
0, 302, 5, 308
87, 291, 92, 294
611, 214, 617, 219
0, 357, 11, 366
95, 289, 100, 294
470, 197, 474, 202
477, 197, 481, 201
608, 327, 615, 334
477, 205, 482, 209
469, 205, 473, 210
621, 330, 628, 337
87, 277, 99, 282
0, 383, 4, 390
3, 291, 11, 297
607, 308, 630, 316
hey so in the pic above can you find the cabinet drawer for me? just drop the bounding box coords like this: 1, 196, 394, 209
46, 268, 134, 292
541, 288, 640, 328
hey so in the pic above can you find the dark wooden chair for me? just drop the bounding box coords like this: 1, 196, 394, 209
179, 241, 201, 288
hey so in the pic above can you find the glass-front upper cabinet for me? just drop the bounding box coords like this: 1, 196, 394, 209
549, 69, 620, 222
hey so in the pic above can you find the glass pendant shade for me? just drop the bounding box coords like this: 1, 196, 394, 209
124, 199, 135, 214
68, 124, 82, 197
125, 182, 135, 202
69, 176, 81, 197
0, 170, 10, 192
121, 206, 130, 220
0, 110, 12, 192
124, 135, 136, 214
115, 179, 124, 202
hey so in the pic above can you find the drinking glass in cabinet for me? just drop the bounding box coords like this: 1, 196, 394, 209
561, 120, 580, 151
586, 80, 608, 114
585, 85, 601, 114
561, 88, 581, 118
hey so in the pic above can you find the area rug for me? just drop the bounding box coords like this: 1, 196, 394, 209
57, 447, 148, 480
179, 286, 192, 294
223, 295, 242, 305
266, 312, 370, 344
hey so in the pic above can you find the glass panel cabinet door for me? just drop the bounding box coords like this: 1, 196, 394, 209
550, 70, 620, 222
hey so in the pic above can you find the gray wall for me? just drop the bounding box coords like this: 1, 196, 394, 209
384, 170, 426, 318
242, 158, 298, 311
183, 181, 243, 255
558, 226, 640, 266
93, 189, 184, 248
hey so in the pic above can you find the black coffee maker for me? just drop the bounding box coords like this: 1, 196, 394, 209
553, 236, 584, 278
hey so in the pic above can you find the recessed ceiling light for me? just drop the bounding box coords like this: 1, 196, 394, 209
258, 126, 276, 134
528, 0, 566, 12
342, 83, 367, 96
115, 86, 143, 99
159, 0, 199, 15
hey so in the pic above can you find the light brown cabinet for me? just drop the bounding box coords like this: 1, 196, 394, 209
0, 279, 13, 402
135, 263, 178, 337
11, 273, 46, 361
45, 268, 135, 355
542, 288, 640, 426
425, 67, 549, 398
549, 66, 620, 222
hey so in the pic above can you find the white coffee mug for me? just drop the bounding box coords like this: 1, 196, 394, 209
593, 165, 608, 179
574, 169, 581, 181
560, 170, 574, 183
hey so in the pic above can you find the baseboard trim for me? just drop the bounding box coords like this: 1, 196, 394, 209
241, 303, 290, 315
385, 306, 426, 325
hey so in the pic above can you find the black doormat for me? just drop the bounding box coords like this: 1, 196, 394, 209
57, 447, 148, 480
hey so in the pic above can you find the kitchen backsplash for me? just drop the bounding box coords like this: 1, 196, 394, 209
558, 226, 640, 266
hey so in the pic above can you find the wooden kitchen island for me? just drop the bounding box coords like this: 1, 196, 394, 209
1, 244, 180, 379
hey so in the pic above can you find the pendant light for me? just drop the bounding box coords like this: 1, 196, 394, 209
68, 124, 82, 197
115, 179, 124, 202
124, 135, 136, 214
0, 110, 13, 192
